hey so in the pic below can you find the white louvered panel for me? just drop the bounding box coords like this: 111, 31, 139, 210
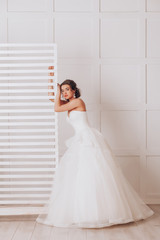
0, 168, 55, 171
0, 121, 55, 127
0, 83, 55, 86
0, 96, 54, 100
0, 109, 54, 113
0, 89, 54, 93
0, 122, 55, 126
0, 154, 56, 158
0, 50, 55, 54
0, 200, 49, 204
0, 129, 55, 133
0, 187, 52, 191
0, 135, 56, 139
0, 161, 55, 165
0, 174, 54, 178
0, 194, 50, 197
0, 181, 52, 185
0, 115, 55, 119
0, 70, 55, 74
0, 148, 56, 152
0, 57, 55, 60
0, 43, 58, 215
0, 76, 55, 80
0, 63, 56, 67
0, 207, 49, 215
0, 142, 55, 146
0, 103, 55, 107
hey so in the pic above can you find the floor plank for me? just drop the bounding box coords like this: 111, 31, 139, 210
103, 223, 134, 240
50, 227, 69, 240
0, 221, 20, 240
119, 222, 144, 240
68, 228, 87, 240
148, 204, 160, 215
30, 222, 52, 240
12, 221, 36, 240
86, 228, 105, 240
136, 220, 160, 240
135, 209, 160, 240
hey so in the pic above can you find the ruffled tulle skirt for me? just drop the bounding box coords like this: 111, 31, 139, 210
36, 127, 154, 228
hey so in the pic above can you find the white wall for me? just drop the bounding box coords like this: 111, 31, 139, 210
0, 0, 160, 204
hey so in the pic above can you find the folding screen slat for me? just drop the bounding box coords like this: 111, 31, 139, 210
0, 43, 58, 215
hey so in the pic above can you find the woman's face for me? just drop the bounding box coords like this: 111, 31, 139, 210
61, 84, 75, 100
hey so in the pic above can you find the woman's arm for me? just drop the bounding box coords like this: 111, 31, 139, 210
54, 84, 80, 112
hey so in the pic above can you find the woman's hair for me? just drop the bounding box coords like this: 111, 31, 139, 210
60, 79, 81, 101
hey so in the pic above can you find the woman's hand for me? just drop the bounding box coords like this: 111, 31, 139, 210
48, 66, 54, 101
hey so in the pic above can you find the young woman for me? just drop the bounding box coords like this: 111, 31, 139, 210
36, 67, 154, 228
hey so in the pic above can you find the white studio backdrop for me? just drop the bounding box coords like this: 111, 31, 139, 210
0, 0, 160, 211
0, 43, 58, 215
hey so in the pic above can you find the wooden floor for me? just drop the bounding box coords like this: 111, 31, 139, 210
0, 204, 160, 240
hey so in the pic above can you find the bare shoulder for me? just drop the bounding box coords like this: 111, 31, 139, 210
73, 97, 85, 105
78, 98, 85, 105
74, 98, 86, 110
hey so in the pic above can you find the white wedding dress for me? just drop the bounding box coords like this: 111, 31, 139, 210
36, 110, 154, 228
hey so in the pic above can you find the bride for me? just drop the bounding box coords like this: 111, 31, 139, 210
36, 67, 154, 228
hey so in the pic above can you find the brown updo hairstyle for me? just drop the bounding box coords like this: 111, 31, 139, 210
60, 79, 81, 102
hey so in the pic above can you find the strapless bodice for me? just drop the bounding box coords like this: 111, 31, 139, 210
66, 111, 90, 133
66, 110, 113, 150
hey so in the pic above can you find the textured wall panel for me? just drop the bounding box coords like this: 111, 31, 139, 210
147, 20, 160, 57
55, 0, 95, 11
147, 0, 160, 12
101, 64, 141, 106
101, 18, 140, 58
8, 15, 53, 42
8, 0, 51, 11
147, 111, 160, 149
101, 111, 141, 151
101, 0, 140, 12
147, 65, 160, 104
56, 15, 98, 58
146, 157, 160, 199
